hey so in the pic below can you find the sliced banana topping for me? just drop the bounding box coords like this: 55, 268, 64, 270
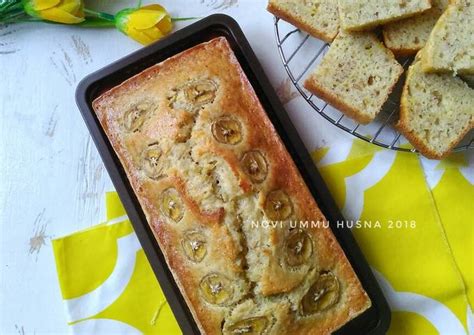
142, 144, 163, 179
199, 273, 234, 306
159, 188, 184, 222
225, 316, 269, 335
241, 151, 268, 183
301, 272, 340, 315
211, 116, 242, 145
181, 231, 207, 262
185, 79, 217, 106
264, 190, 293, 221
168, 79, 217, 112
123, 103, 149, 132
285, 229, 313, 267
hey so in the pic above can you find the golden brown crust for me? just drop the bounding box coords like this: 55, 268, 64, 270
381, 1, 447, 58
396, 96, 473, 160
93, 37, 370, 334
267, 2, 336, 43
395, 117, 473, 160
396, 115, 449, 160
339, 2, 432, 32
304, 31, 403, 125
387, 47, 419, 57
304, 78, 373, 124
382, 30, 420, 57
396, 56, 473, 159
421, 0, 474, 75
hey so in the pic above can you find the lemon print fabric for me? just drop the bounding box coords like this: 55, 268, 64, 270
313, 140, 473, 335
52, 192, 181, 335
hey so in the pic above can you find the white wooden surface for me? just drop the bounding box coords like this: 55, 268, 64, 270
0, 1, 361, 334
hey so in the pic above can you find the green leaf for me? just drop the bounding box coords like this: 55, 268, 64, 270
0, 9, 30, 23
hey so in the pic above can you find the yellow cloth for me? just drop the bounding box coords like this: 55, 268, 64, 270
52, 192, 181, 334
313, 141, 473, 334
52, 140, 473, 334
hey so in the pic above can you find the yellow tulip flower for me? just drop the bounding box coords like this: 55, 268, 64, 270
115, 4, 173, 45
23, 0, 84, 24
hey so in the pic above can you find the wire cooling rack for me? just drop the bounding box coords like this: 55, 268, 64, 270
273, 17, 474, 154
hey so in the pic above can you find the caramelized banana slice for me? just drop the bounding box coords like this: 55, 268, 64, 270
301, 272, 340, 315
264, 190, 293, 221
185, 79, 217, 106
199, 273, 234, 306
181, 231, 207, 262
123, 103, 149, 132
211, 116, 242, 145
167, 90, 186, 111
142, 144, 163, 179
241, 151, 268, 183
225, 316, 269, 335
169, 79, 217, 112
285, 229, 313, 267
159, 188, 184, 222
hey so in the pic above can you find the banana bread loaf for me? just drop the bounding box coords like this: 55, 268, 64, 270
92, 37, 371, 335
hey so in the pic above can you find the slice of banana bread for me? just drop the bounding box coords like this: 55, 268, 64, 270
267, 0, 339, 42
304, 31, 404, 124
382, 0, 449, 56
338, 0, 432, 31
422, 0, 474, 75
397, 53, 474, 159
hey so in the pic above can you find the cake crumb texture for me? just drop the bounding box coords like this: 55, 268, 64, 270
267, 0, 340, 42
304, 31, 403, 124
338, 0, 432, 31
422, 0, 474, 75
397, 53, 474, 159
383, 0, 449, 56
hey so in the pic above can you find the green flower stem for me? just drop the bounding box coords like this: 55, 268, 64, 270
84, 8, 198, 23
0, 16, 40, 24
78, 15, 198, 29
83, 8, 115, 22
0, 4, 199, 26
171, 17, 199, 22
77, 17, 116, 28
0, 9, 29, 23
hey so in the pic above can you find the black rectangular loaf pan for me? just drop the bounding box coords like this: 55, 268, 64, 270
76, 14, 391, 335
